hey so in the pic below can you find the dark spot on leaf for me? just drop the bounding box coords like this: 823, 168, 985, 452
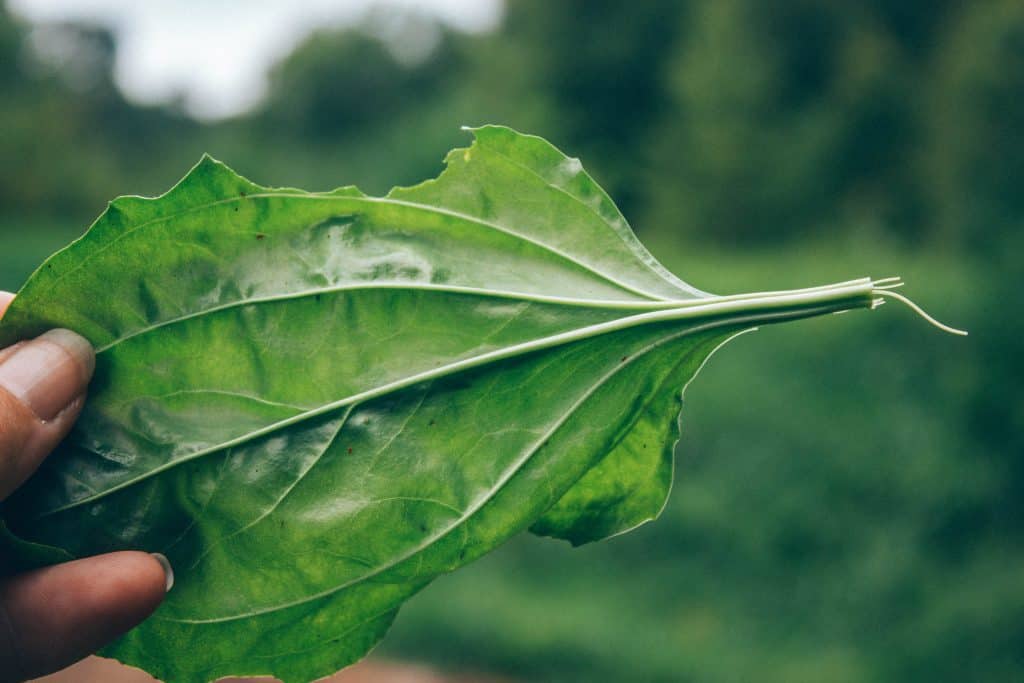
256, 233, 265, 240
621, 356, 628, 362
429, 419, 435, 426
347, 447, 353, 454
239, 191, 247, 197
315, 294, 322, 303
233, 206, 238, 212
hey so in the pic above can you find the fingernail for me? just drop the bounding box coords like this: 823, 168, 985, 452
0, 329, 95, 420
150, 553, 174, 592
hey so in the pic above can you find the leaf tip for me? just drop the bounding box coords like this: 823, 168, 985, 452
460, 123, 524, 144
190, 152, 235, 178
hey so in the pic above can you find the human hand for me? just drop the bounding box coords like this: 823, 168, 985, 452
0, 291, 171, 682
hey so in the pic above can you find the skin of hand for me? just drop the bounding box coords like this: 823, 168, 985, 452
0, 291, 171, 682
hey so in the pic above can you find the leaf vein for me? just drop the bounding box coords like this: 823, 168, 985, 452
184, 405, 355, 570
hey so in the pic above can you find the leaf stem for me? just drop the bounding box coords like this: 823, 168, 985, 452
37, 276, 958, 517
871, 284, 968, 336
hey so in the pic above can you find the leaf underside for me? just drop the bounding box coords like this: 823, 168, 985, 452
0, 126, 870, 682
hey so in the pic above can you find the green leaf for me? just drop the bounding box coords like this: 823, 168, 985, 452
0, 126, 929, 682
529, 328, 753, 546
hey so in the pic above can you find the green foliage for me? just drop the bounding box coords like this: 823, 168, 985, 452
0, 128, 907, 682
0, 2, 1019, 681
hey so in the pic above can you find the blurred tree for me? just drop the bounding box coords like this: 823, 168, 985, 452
0, 10, 201, 221
642, 0, 945, 244
474, 0, 687, 213
260, 17, 462, 140
929, 0, 1024, 562
1, 1, 1022, 680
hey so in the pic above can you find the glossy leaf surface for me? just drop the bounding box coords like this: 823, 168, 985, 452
0, 126, 883, 682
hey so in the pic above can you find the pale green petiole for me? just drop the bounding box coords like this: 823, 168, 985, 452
869, 279, 968, 336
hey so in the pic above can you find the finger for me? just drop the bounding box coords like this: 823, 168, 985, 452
0, 329, 95, 500
0, 292, 13, 320
0, 551, 170, 682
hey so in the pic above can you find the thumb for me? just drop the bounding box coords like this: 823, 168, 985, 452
0, 551, 170, 682
0, 327, 95, 500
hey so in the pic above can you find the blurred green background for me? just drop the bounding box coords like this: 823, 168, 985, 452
1, 1, 1021, 681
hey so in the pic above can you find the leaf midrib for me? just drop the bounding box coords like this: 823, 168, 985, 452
157, 304, 842, 625
95, 282, 692, 354
44, 283, 870, 517
95, 277, 868, 354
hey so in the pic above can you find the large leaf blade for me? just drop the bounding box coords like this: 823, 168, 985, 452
0, 126, 888, 682
97, 324, 743, 683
